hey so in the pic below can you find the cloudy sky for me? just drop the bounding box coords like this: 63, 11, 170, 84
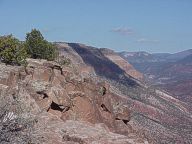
0, 0, 192, 53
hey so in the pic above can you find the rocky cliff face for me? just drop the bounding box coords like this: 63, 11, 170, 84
0, 59, 148, 144
100, 48, 143, 80
56, 42, 143, 82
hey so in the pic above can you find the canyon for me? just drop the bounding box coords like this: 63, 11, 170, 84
0, 43, 191, 144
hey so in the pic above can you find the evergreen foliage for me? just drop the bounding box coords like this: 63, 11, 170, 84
0, 29, 58, 65
25, 29, 57, 60
0, 35, 27, 65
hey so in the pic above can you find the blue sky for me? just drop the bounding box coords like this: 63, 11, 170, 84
0, 0, 192, 53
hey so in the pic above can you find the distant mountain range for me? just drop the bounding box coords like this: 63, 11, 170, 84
119, 49, 192, 63
119, 49, 192, 105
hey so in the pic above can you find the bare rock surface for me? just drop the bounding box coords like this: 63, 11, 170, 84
34, 112, 148, 144
0, 59, 148, 144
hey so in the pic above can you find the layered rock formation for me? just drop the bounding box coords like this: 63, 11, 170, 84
100, 48, 143, 80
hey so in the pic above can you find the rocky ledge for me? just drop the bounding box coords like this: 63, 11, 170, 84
0, 59, 148, 144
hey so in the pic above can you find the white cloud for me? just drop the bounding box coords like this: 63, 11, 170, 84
136, 38, 159, 43
111, 27, 134, 35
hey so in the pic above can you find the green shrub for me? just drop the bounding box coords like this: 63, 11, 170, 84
25, 29, 57, 60
0, 35, 27, 65
0, 29, 58, 65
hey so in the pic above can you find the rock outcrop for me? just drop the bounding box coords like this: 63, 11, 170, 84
0, 59, 148, 143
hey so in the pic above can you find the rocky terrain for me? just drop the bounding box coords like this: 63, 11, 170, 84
55, 42, 192, 143
0, 58, 149, 144
119, 50, 192, 105
0, 43, 192, 144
